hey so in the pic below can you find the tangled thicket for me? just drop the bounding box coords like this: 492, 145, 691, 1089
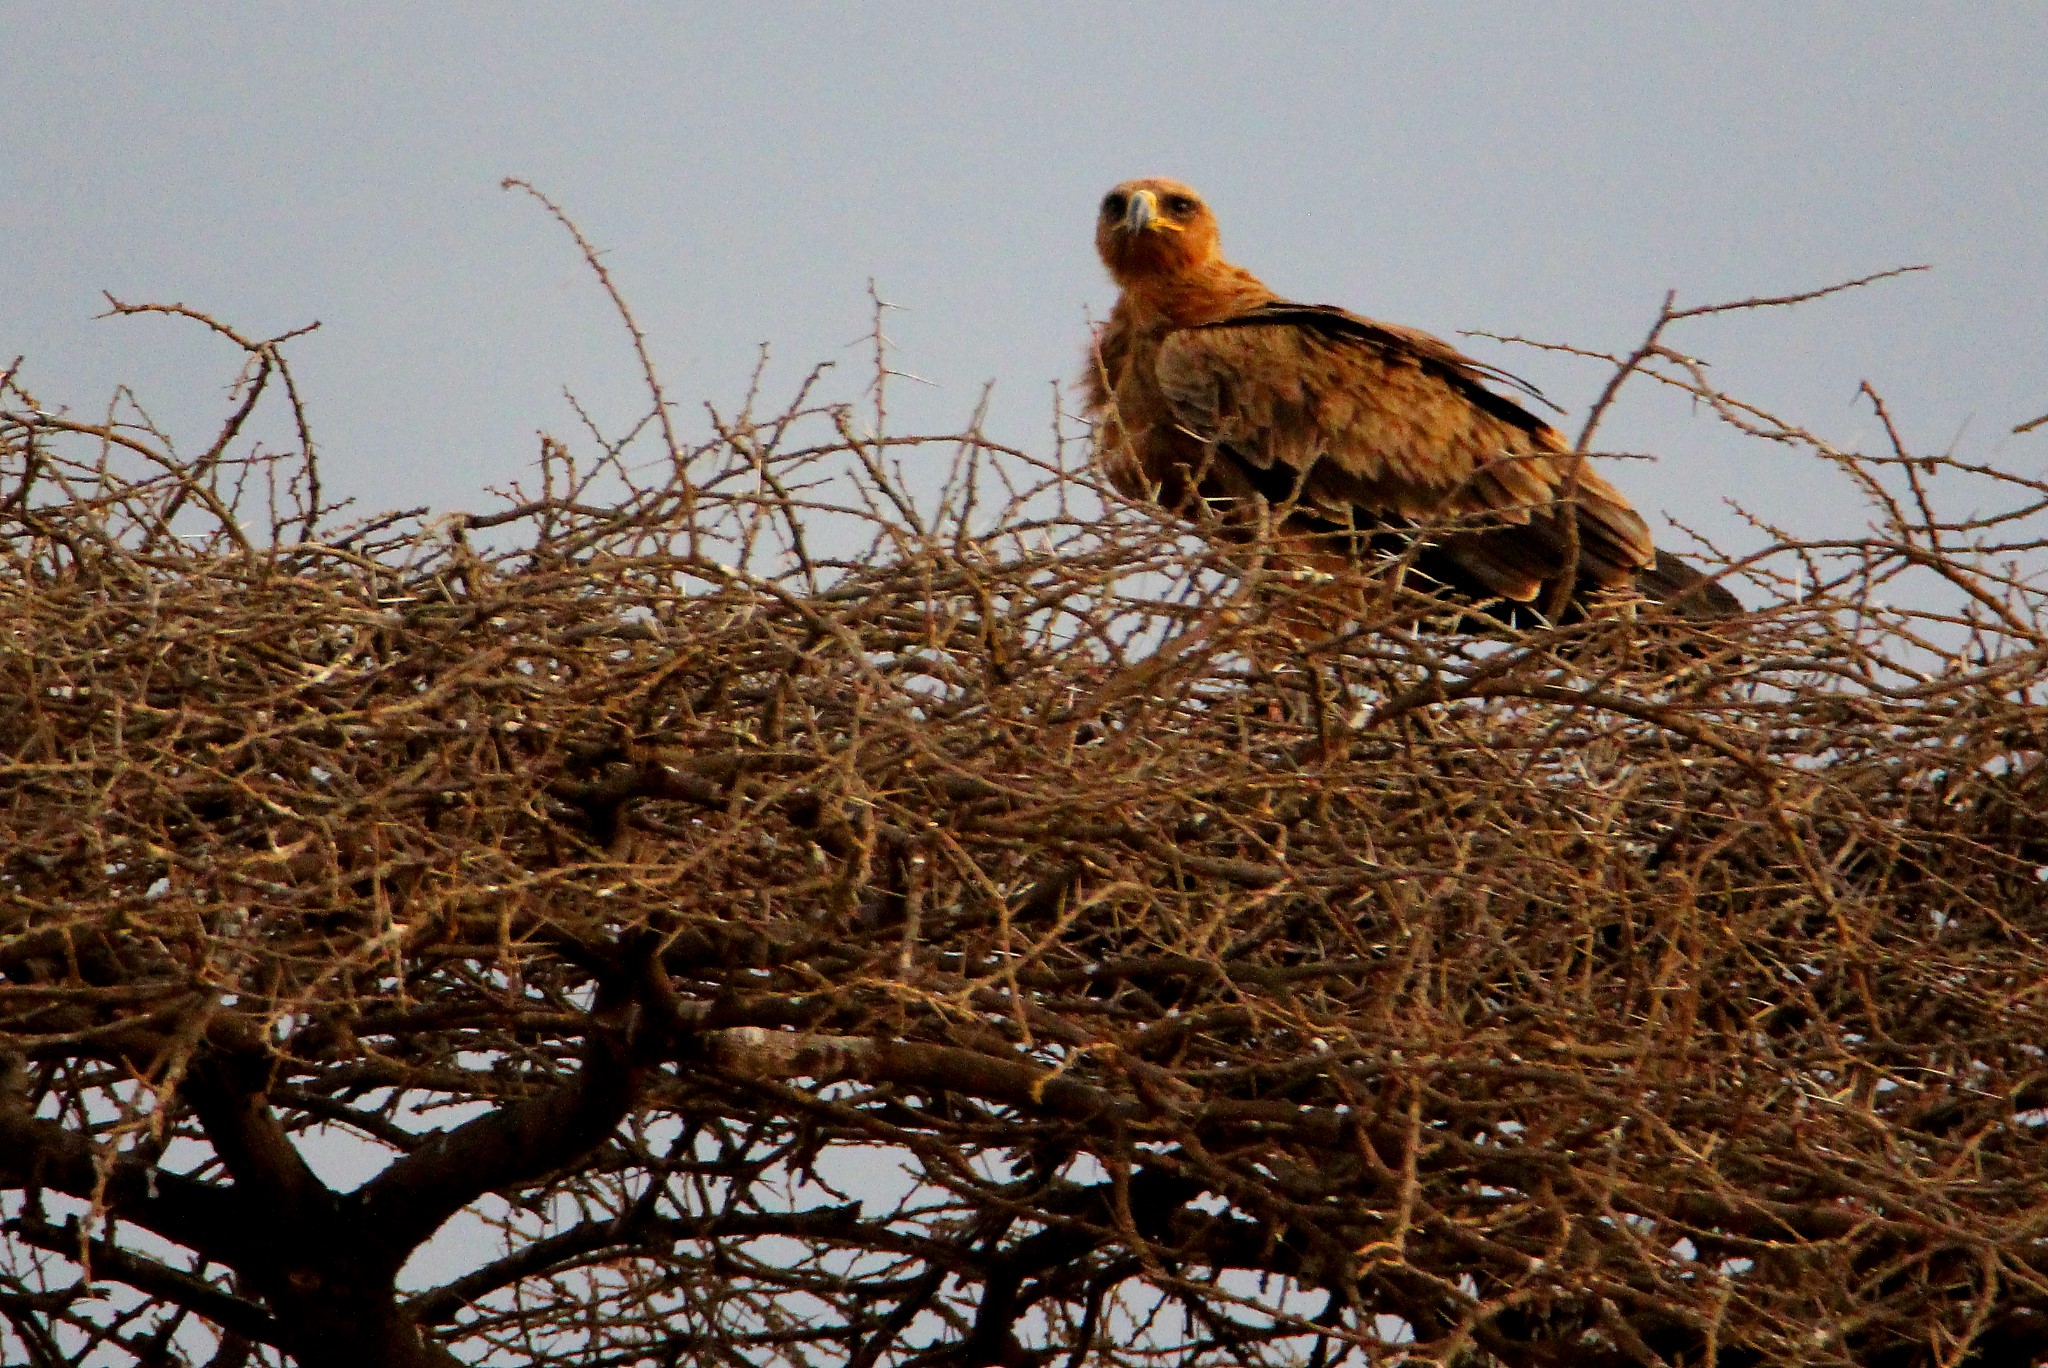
3, 233, 2048, 1368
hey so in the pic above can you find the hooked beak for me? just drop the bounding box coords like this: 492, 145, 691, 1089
1123, 189, 1180, 234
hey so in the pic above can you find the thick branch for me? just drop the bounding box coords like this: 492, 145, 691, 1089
0, 1102, 260, 1270
181, 1041, 335, 1232
703, 1026, 1142, 1125
7, 1215, 281, 1350
350, 993, 655, 1263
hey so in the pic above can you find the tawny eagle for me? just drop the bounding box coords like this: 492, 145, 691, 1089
1083, 176, 1740, 626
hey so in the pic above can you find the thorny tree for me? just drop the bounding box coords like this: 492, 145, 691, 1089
4, 201, 2048, 1367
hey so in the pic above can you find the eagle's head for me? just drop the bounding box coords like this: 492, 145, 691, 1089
1095, 177, 1222, 286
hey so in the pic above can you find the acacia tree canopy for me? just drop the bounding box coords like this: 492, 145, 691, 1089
3, 266, 2048, 1368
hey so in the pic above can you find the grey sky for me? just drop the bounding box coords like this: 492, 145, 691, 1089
4, 3, 2045, 1323
5, 4, 2044, 556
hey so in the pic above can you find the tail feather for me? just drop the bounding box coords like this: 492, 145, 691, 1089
1634, 548, 1742, 620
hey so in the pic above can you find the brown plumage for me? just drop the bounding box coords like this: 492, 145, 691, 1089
1084, 176, 1741, 628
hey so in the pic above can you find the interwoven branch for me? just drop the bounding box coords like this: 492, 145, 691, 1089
2, 274, 2046, 1368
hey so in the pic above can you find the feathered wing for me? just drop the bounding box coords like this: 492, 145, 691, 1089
1151, 303, 1661, 608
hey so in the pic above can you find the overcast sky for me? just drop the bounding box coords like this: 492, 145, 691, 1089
5, 5, 2044, 557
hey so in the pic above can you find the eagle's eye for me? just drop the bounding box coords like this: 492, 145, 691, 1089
1102, 192, 1129, 219
1164, 194, 1197, 216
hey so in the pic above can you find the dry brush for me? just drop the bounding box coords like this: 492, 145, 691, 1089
3, 237, 2047, 1368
